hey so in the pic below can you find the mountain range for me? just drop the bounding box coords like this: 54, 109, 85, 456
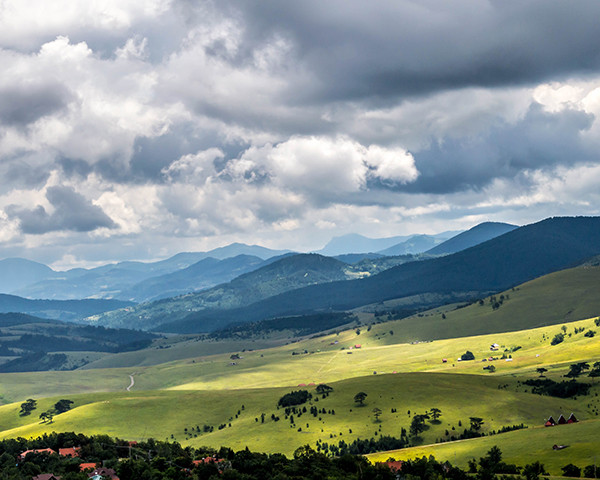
153, 216, 600, 333
0, 220, 526, 328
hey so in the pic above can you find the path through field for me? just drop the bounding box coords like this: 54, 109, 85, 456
127, 374, 135, 391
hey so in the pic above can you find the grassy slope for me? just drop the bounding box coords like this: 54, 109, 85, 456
358, 265, 600, 344
367, 420, 600, 475
74, 265, 600, 371
0, 315, 598, 403
0, 372, 595, 474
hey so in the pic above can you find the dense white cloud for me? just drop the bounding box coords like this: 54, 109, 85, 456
1, 1, 600, 266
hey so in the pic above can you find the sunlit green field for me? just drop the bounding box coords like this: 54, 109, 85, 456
367, 419, 600, 475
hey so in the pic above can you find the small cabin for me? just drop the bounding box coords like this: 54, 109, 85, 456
557, 414, 567, 425
544, 416, 556, 427
567, 413, 578, 424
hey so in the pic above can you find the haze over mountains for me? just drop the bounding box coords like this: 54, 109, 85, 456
3, 218, 597, 337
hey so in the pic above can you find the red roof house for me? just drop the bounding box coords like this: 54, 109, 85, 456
382, 460, 403, 472
544, 416, 556, 427
59, 447, 81, 457
80, 463, 98, 472
32, 475, 61, 480
19, 448, 57, 460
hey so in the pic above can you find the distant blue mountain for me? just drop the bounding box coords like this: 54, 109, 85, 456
427, 222, 518, 255
376, 234, 446, 256
120, 254, 270, 302
12, 243, 292, 300
0, 293, 134, 322
0, 258, 56, 293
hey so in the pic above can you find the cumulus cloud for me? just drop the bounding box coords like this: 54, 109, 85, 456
1, 1, 600, 266
6, 186, 116, 234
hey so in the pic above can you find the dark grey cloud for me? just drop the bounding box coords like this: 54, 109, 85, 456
399, 103, 595, 194
6, 186, 116, 234
0, 83, 72, 126
216, 0, 600, 103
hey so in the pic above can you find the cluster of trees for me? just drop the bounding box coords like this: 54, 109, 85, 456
277, 390, 312, 407
523, 378, 590, 398
19, 398, 74, 424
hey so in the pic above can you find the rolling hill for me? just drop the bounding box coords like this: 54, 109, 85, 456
158, 216, 600, 333
118, 254, 271, 302
0, 312, 156, 372
86, 254, 351, 331
0, 294, 134, 322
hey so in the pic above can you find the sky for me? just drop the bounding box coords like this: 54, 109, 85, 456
2, 0, 600, 269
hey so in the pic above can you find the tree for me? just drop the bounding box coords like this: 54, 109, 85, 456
561, 463, 581, 477
566, 362, 590, 378
461, 351, 475, 361
429, 408, 442, 423
469, 417, 484, 431
588, 361, 600, 378
409, 414, 428, 437
54, 399, 74, 414
354, 392, 367, 406
523, 461, 547, 480
551, 333, 565, 345
316, 384, 333, 397
39, 410, 54, 424
536, 367, 547, 377
19, 398, 37, 417
372, 407, 382, 423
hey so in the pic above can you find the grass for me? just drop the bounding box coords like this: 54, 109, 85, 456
357, 265, 600, 344
367, 419, 600, 476
0, 372, 594, 470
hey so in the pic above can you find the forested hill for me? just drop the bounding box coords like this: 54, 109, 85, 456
0, 294, 134, 321
427, 221, 518, 255
86, 253, 350, 331
160, 216, 600, 332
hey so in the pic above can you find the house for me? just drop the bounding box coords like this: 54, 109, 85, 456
557, 414, 567, 425
442, 358, 447, 363
544, 416, 556, 427
32, 475, 61, 480
59, 447, 81, 457
354, 344, 362, 349
19, 448, 57, 461
490, 343, 499, 351
567, 413, 578, 424
88, 467, 119, 480
79, 463, 98, 472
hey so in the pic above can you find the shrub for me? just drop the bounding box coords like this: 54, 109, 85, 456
461, 351, 475, 361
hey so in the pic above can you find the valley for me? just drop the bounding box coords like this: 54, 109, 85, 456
0, 217, 599, 477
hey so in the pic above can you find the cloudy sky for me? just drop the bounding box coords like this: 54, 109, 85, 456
2, 0, 600, 268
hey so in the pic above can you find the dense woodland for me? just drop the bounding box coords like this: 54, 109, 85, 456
1, 432, 595, 480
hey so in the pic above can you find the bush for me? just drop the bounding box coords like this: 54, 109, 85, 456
461, 351, 475, 361
561, 463, 581, 477
551, 333, 565, 345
